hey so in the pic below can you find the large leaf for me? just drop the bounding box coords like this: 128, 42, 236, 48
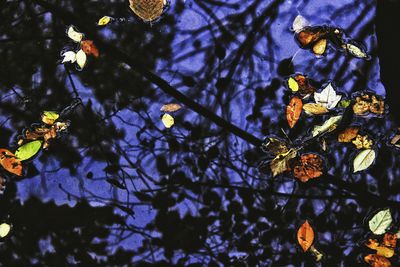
297, 220, 314, 252
369, 209, 392, 235
353, 149, 375, 173
293, 154, 323, 182
0, 149, 22, 176
270, 149, 297, 177
364, 254, 391, 267
314, 83, 342, 110
15, 140, 43, 161
286, 96, 303, 128
311, 115, 342, 137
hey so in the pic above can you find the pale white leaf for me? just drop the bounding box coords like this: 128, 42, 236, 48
61, 51, 76, 63
314, 83, 342, 110
67, 26, 84, 42
76, 49, 87, 69
292, 15, 310, 33
311, 115, 342, 137
353, 149, 375, 173
344, 43, 368, 59
368, 208, 392, 235
0, 223, 11, 238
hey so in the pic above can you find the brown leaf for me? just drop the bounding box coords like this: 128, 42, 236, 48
338, 127, 359, 143
0, 149, 22, 176
287, 96, 303, 128
297, 220, 314, 252
290, 74, 316, 95
303, 103, 329, 115
296, 27, 327, 47
293, 154, 323, 182
364, 254, 391, 267
365, 233, 397, 259
352, 134, 373, 149
262, 137, 289, 157
270, 149, 297, 177
312, 38, 327, 55
81, 40, 99, 57
129, 0, 165, 22
160, 103, 182, 113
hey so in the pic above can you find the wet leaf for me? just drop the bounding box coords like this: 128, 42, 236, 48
296, 27, 327, 47
76, 49, 87, 69
160, 103, 182, 113
61, 51, 76, 63
293, 154, 323, 182
129, 0, 166, 22
98, 16, 112, 26
0, 149, 22, 176
365, 233, 397, 258
314, 83, 342, 110
0, 223, 11, 238
67, 25, 83, 42
338, 127, 359, 142
81, 40, 99, 57
161, 113, 174, 128
353, 149, 375, 173
353, 94, 385, 116
270, 149, 297, 177
297, 220, 314, 252
15, 140, 42, 161
311, 115, 342, 137
292, 15, 310, 33
369, 209, 392, 235
41, 111, 59, 125
288, 77, 299, 92
312, 38, 327, 55
288, 74, 316, 95
364, 254, 391, 267
352, 135, 373, 149
338, 99, 351, 108
343, 42, 368, 58
286, 96, 303, 128
261, 137, 289, 156
303, 103, 329, 115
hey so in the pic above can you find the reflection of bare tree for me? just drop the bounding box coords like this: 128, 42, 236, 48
0, 0, 399, 265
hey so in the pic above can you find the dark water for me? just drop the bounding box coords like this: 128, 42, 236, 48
0, 0, 399, 266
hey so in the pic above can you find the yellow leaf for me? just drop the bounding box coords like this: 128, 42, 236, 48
303, 103, 329, 115
270, 149, 297, 177
161, 113, 174, 128
0, 223, 11, 238
98, 16, 111, 26
288, 77, 299, 92
41, 111, 59, 125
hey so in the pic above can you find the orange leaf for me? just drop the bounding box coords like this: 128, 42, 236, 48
297, 220, 314, 252
364, 254, 391, 267
293, 154, 323, 182
365, 233, 397, 259
0, 149, 22, 176
338, 127, 359, 142
296, 27, 327, 47
160, 103, 182, 113
287, 96, 303, 128
81, 40, 99, 57
383, 233, 397, 249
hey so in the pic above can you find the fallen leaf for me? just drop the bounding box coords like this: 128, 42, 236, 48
292, 15, 310, 33
81, 40, 99, 57
0, 149, 22, 176
369, 209, 392, 235
270, 149, 297, 177
286, 96, 303, 128
129, 0, 166, 22
352, 135, 373, 149
61, 51, 76, 63
41, 111, 59, 125
343, 42, 368, 59
67, 25, 84, 43
311, 115, 342, 137
297, 220, 314, 252
261, 137, 289, 156
314, 83, 342, 110
364, 254, 391, 267
15, 140, 42, 161
353, 94, 385, 116
98, 16, 112, 26
296, 27, 327, 47
162, 113, 174, 128
76, 49, 87, 69
0, 223, 11, 238
303, 103, 329, 115
288, 77, 299, 92
312, 38, 327, 55
293, 154, 323, 182
353, 149, 375, 173
338, 127, 359, 142
160, 103, 182, 113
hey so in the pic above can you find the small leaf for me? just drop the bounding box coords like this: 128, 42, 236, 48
338, 127, 359, 143
311, 115, 342, 137
338, 99, 351, 108
160, 103, 182, 113
353, 149, 375, 173
288, 77, 299, 92
67, 25, 84, 42
0, 149, 22, 176
344, 43, 368, 58
270, 149, 297, 177
364, 254, 391, 267
76, 49, 87, 69
41, 111, 59, 125
81, 40, 99, 57
15, 140, 42, 161
314, 83, 342, 110
297, 220, 314, 252
261, 137, 289, 156
162, 113, 174, 128
369, 209, 392, 235
292, 15, 310, 33
106, 178, 127, 189
303, 103, 329, 115
0, 223, 11, 238
286, 96, 303, 128
312, 38, 327, 55
98, 16, 112, 26
61, 51, 76, 63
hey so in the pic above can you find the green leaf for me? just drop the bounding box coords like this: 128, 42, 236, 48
15, 140, 43, 161
369, 209, 392, 235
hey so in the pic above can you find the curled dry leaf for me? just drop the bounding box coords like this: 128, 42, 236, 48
352, 134, 373, 149
0, 149, 22, 176
303, 103, 329, 115
369, 209, 392, 235
296, 27, 328, 48
129, 0, 166, 22
364, 254, 391, 267
160, 103, 182, 113
353, 94, 385, 116
21, 121, 69, 149
293, 154, 323, 182
353, 149, 375, 173
270, 149, 297, 177
338, 127, 359, 143
365, 233, 397, 258
81, 40, 99, 57
297, 220, 314, 252
311, 115, 342, 137
286, 96, 303, 128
